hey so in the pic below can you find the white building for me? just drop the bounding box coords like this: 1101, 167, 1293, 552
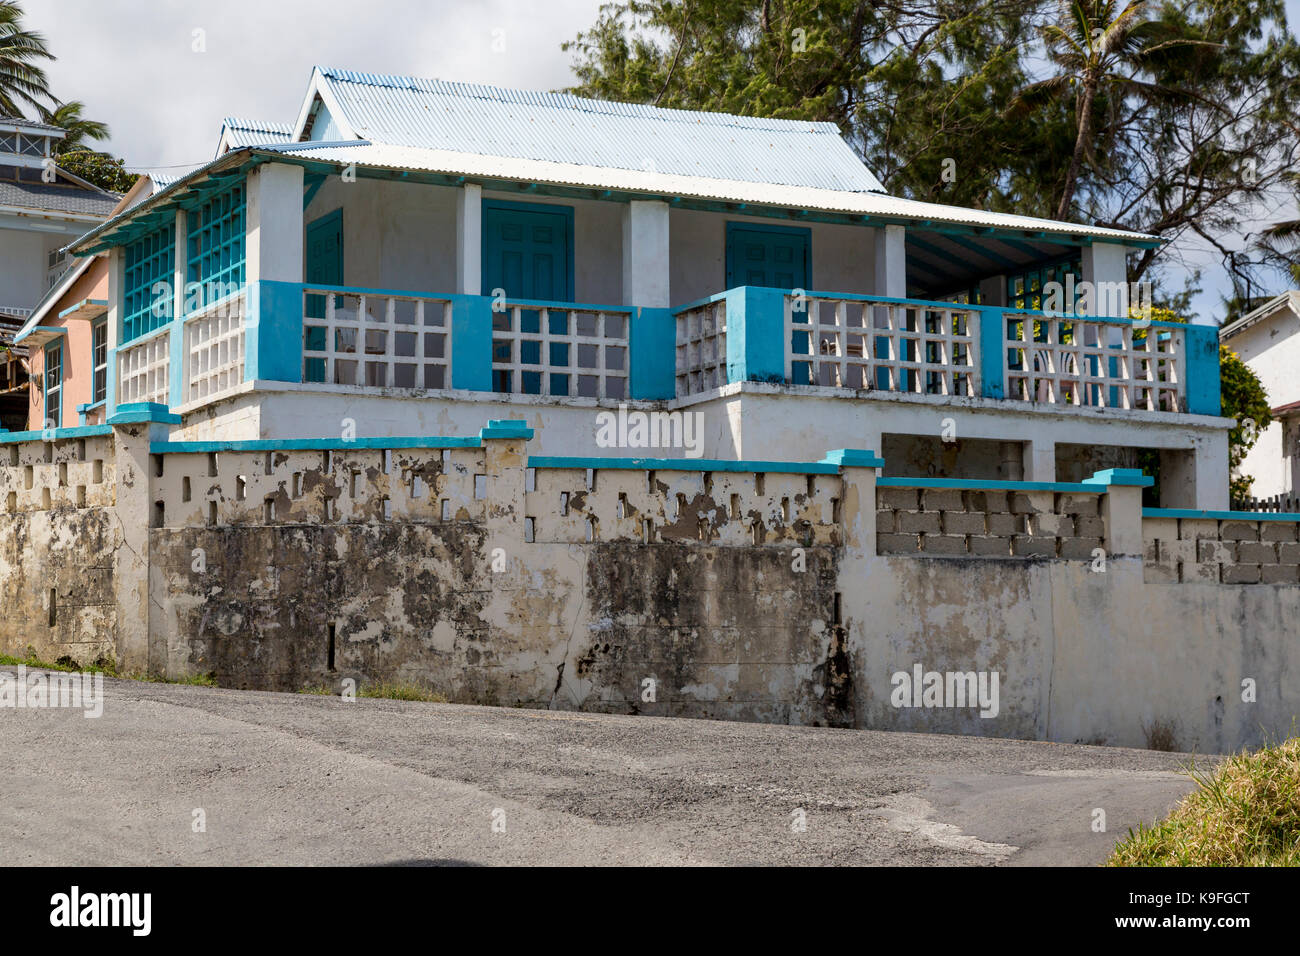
67, 67, 1231, 508
1220, 291, 1300, 504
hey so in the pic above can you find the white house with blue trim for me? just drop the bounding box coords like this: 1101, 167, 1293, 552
66, 66, 1230, 508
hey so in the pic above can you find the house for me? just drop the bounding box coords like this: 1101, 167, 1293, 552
11, 176, 163, 429
1219, 291, 1300, 504
0, 116, 120, 318
66, 66, 1229, 508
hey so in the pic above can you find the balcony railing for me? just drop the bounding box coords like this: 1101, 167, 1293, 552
491, 299, 630, 400
302, 287, 452, 389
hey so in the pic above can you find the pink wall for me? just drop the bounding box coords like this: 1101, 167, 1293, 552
27, 262, 109, 429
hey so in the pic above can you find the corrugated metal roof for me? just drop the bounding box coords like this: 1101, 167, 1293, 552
220, 117, 294, 148
266, 140, 1157, 243
313, 67, 886, 194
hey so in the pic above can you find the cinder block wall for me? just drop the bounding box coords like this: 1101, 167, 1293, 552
3, 412, 1299, 752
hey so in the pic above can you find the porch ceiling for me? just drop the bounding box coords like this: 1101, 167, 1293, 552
905, 227, 1079, 297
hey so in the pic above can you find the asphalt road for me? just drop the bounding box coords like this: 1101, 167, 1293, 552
0, 675, 1211, 866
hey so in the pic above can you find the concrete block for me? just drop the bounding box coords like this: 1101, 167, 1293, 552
1010, 491, 1053, 514
987, 512, 1024, 536
1031, 513, 1074, 537
1178, 519, 1220, 541
969, 535, 1011, 557
1056, 494, 1099, 516
922, 489, 964, 512
1012, 535, 1057, 557
1142, 516, 1178, 541
896, 510, 941, 534
1183, 559, 1220, 583
1074, 516, 1105, 537
921, 534, 968, 555
1237, 541, 1277, 564
1261, 523, 1300, 543
1261, 564, 1300, 585
878, 488, 919, 511
1197, 539, 1234, 564
1163, 538, 1195, 565
942, 511, 986, 535
1060, 537, 1104, 560
1143, 558, 1179, 583
967, 491, 1009, 513
875, 509, 896, 534
1220, 521, 1259, 541
1222, 564, 1261, 584
877, 533, 920, 554
1278, 542, 1300, 565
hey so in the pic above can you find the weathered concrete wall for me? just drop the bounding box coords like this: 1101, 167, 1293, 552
4, 416, 1299, 755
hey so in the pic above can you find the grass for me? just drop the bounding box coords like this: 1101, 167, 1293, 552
1109, 736, 1300, 866
0, 649, 217, 687
299, 680, 448, 702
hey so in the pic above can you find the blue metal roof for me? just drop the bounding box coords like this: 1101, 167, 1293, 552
219, 117, 294, 150
313, 67, 885, 193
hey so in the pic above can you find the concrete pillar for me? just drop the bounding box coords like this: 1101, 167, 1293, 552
246, 162, 305, 284
456, 183, 482, 295
873, 225, 906, 298
108, 401, 181, 674
622, 200, 670, 308
1081, 243, 1128, 318
978, 275, 1007, 307
1084, 468, 1151, 557
824, 449, 885, 555
1024, 439, 1056, 482
1162, 433, 1229, 510
105, 247, 123, 417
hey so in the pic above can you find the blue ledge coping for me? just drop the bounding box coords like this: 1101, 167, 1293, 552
150, 436, 482, 454
107, 402, 182, 425
480, 419, 534, 440
528, 456, 840, 475
57, 298, 108, 319
13, 325, 67, 343
1082, 468, 1155, 488
822, 449, 885, 469
76, 400, 106, 413
1145, 508, 1300, 522
877, 477, 1105, 493
0, 424, 113, 443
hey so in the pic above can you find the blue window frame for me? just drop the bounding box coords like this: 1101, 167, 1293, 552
1008, 256, 1082, 312
186, 180, 246, 309
43, 341, 62, 428
122, 225, 174, 343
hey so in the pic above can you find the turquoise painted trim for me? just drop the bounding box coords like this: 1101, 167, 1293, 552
481, 198, 575, 302
877, 476, 1105, 493
480, 419, 534, 440
0, 424, 113, 444
302, 173, 327, 209
300, 281, 457, 300
57, 298, 108, 320
1144, 508, 1300, 522
247, 280, 305, 383
108, 402, 181, 425
452, 295, 493, 391
497, 295, 631, 313
979, 308, 1005, 399
1082, 467, 1154, 488
630, 306, 675, 399
75, 399, 106, 427
672, 290, 732, 315
726, 286, 786, 384
821, 449, 885, 469
151, 435, 481, 454
529, 455, 838, 475
1184, 324, 1221, 416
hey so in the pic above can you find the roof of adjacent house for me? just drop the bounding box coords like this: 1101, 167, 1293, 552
301, 67, 888, 194
0, 175, 121, 217
216, 117, 294, 156
1219, 291, 1300, 340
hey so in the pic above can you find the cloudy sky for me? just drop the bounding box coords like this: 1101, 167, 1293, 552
20, 0, 1300, 318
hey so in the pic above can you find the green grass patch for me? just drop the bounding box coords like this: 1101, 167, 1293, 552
0, 649, 217, 687
358, 681, 448, 703
1109, 736, 1300, 866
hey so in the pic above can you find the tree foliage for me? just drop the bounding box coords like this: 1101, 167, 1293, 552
1220, 344, 1273, 502
565, 0, 1300, 294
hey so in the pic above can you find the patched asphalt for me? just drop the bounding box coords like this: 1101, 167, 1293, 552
0, 675, 1212, 866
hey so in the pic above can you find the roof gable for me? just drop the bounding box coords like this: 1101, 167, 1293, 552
295, 66, 885, 194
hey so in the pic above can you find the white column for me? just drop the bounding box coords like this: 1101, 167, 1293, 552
1081, 243, 1128, 317
873, 225, 906, 298
246, 162, 305, 283
622, 200, 670, 308
456, 183, 482, 295
171, 211, 185, 318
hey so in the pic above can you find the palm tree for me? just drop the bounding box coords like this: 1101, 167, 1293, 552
1010, 0, 1210, 221
1256, 174, 1300, 284
0, 1, 53, 118
38, 100, 109, 152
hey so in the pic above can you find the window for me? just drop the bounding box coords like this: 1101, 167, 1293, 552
44, 343, 62, 428
1007, 257, 1082, 312
123, 225, 175, 343
92, 319, 107, 404
186, 180, 246, 309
